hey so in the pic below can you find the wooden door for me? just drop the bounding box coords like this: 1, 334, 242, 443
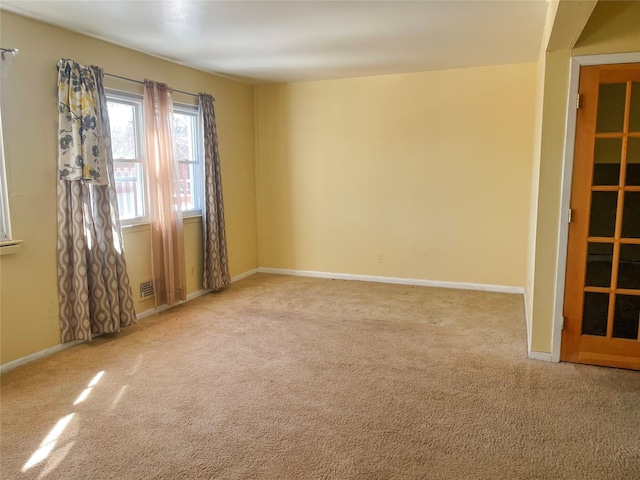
561, 63, 640, 370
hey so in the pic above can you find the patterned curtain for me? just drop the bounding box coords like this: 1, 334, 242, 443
199, 94, 230, 291
56, 59, 137, 342
143, 80, 186, 307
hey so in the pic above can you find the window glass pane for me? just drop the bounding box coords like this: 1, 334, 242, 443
621, 192, 640, 239
589, 191, 618, 238
0, 194, 6, 240
0, 111, 9, 240
174, 113, 195, 162
114, 161, 145, 219
582, 292, 609, 336
174, 108, 202, 213
592, 138, 621, 186
585, 242, 613, 288
630, 82, 640, 133
0, 186, 8, 240
107, 93, 147, 222
596, 83, 626, 133
107, 102, 137, 160
612, 295, 640, 340
618, 244, 640, 290
178, 162, 196, 211
626, 137, 640, 186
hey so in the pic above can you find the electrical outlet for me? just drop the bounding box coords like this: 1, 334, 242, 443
190, 265, 195, 277
377, 253, 384, 263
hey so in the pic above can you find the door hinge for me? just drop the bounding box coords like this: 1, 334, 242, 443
568, 208, 573, 224
561, 316, 565, 330
576, 93, 582, 109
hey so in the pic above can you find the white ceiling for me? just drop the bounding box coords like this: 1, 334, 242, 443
2, 0, 549, 84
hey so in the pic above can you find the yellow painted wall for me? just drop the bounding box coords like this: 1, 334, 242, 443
530, 49, 571, 353
119, 218, 203, 315
255, 63, 537, 287
573, 1, 640, 56
0, 11, 257, 364
524, 0, 577, 351
529, 0, 640, 353
5, 0, 636, 366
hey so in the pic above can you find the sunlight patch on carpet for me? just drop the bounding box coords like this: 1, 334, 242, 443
73, 370, 104, 406
37, 441, 75, 480
109, 385, 129, 411
22, 413, 74, 472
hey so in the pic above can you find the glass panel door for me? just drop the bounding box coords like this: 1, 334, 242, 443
562, 63, 640, 370
585, 80, 640, 340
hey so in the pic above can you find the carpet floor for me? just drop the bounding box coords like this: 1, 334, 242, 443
1, 273, 639, 479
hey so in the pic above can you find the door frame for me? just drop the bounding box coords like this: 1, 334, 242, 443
552, 52, 640, 363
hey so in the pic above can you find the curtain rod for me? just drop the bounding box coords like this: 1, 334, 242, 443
1, 47, 19, 60
104, 72, 215, 101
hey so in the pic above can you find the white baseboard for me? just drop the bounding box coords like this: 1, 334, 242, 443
231, 269, 258, 283
523, 290, 532, 353
256, 267, 525, 294
0, 341, 85, 374
1, 268, 526, 373
135, 269, 260, 321
0, 270, 262, 374
528, 350, 554, 362
136, 306, 169, 320
187, 288, 211, 301
136, 288, 213, 320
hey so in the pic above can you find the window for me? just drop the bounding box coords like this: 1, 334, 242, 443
107, 92, 147, 224
106, 92, 204, 224
0, 109, 12, 241
173, 104, 203, 216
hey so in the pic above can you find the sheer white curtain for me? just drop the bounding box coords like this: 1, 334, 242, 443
143, 80, 186, 306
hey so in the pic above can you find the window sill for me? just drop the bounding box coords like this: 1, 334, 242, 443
0, 240, 23, 256
121, 222, 151, 234
121, 214, 202, 234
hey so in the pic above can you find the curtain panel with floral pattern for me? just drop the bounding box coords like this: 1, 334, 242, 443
56, 59, 137, 342
57, 59, 108, 185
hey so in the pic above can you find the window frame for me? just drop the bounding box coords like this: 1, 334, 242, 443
173, 102, 204, 218
105, 89, 149, 227
0, 108, 12, 242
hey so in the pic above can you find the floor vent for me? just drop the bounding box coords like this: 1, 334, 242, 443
139, 280, 155, 299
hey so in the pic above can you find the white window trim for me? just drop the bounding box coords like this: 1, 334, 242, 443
105, 92, 205, 226
173, 102, 204, 218
106, 89, 149, 227
0, 108, 22, 255
0, 108, 13, 242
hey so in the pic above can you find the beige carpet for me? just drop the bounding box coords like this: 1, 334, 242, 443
1, 273, 639, 479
